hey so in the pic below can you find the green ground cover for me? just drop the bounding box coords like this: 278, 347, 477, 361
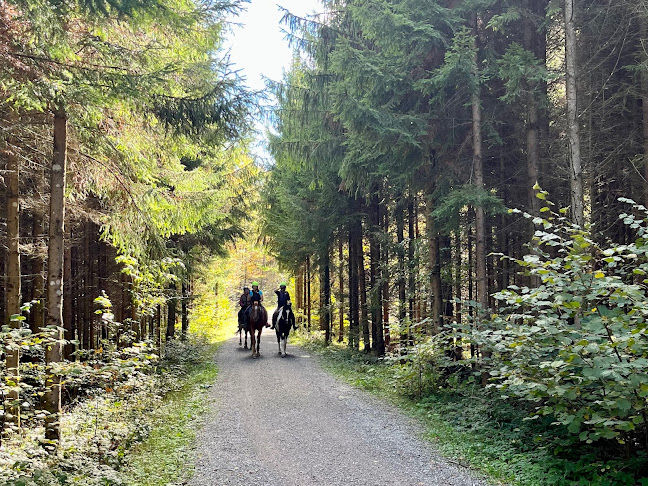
1, 312, 233, 486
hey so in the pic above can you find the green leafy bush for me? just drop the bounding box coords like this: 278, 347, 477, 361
466, 197, 648, 450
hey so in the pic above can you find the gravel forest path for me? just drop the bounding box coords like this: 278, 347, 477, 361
189, 331, 488, 486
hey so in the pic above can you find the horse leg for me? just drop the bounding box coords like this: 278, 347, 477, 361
277, 330, 281, 355
281, 335, 286, 357
244, 330, 248, 350
251, 331, 256, 358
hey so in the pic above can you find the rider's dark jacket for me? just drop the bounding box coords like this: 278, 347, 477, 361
239, 292, 251, 308
250, 289, 263, 303
275, 289, 291, 307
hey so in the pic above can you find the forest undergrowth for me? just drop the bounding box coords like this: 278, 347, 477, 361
295, 334, 648, 486
0, 296, 232, 486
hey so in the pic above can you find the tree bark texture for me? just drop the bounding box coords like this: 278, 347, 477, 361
320, 248, 331, 343
472, 22, 488, 311
156, 304, 162, 349
641, 15, 648, 208
181, 280, 189, 340
370, 194, 384, 355
348, 219, 360, 349
524, 0, 545, 217
565, 0, 584, 226
337, 237, 344, 343
167, 282, 177, 340
381, 205, 390, 345
306, 256, 311, 332
296, 268, 303, 315
430, 234, 442, 334
358, 224, 370, 352
407, 198, 416, 321
44, 109, 67, 441
396, 203, 406, 322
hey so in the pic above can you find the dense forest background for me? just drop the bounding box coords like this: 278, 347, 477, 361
264, 0, 648, 483
3, 0, 648, 484
0, 0, 263, 482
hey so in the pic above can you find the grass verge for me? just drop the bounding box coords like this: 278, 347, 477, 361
122, 321, 234, 485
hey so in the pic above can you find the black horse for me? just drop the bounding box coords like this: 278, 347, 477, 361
238, 305, 250, 349
275, 302, 297, 358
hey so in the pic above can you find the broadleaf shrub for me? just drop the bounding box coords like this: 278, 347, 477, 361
461, 197, 648, 449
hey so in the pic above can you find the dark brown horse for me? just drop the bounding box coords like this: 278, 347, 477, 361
247, 301, 268, 358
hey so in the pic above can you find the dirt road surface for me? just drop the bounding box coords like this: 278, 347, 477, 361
190, 331, 488, 486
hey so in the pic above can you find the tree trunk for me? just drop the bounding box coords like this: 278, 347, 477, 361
99, 242, 109, 342
306, 256, 311, 332
381, 204, 390, 345
471, 21, 490, 384
454, 230, 462, 326
122, 272, 130, 340
565, 0, 584, 226
166, 282, 176, 340
320, 247, 331, 343
407, 198, 416, 321
359, 225, 370, 353
526, 89, 541, 215
430, 234, 442, 334
524, 0, 541, 217
5, 122, 21, 427
296, 267, 303, 313
44, 108, 67, 441
415, 206, 422, 321
441, 235, 453, 319
337, 237, 344, 343
642, 15, 648, 209
302, 266, 307, 327
156, 304, 162, 349
348, 219, 360, 350
83, 228, 92, 350
396, 202, 406, 323
370, 195, 384, 355
181, 280, 189, 340
472, 21, 488, 312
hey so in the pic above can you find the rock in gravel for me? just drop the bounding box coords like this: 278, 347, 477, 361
190, 332, 488, 486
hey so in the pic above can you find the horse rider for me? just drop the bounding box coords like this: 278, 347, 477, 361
246, 281, 269, 327
244, 281, 262, 318
271, 282, 291, 329
250, 281, 264, 304
238, 286, 252, 329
